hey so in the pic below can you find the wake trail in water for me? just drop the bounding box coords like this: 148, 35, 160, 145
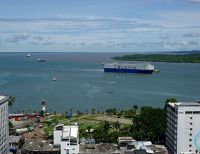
97, 81, 116, 84
40, 67, 104, 72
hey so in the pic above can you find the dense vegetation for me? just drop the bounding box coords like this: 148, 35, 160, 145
113, 53, 200, 63
130, 107, 166, 143
105, 105, 138, 118
80, 106, 167, 144
42, 103, 168, 143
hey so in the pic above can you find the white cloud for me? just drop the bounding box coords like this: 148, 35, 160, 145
33, 36, 44, 41
5, 33, 30, 43
0, 16, 200, 52
183, 33, 200, 37
155, 11, 200, 27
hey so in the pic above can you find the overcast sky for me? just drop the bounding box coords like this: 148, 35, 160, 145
0, 0, 200, 52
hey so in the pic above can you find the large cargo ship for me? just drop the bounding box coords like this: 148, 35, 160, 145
104, 62, 154, 74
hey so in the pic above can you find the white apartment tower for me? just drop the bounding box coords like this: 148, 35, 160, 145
166, 102, 200, 154
54, 124, 79, 154
0, 96, 9, 154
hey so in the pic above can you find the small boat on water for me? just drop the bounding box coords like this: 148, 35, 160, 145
107, 91, 114, 94
37, 59, 46, 62
27, 54, 31, 57
154, 69, 160, 73
52, 77, 57, 81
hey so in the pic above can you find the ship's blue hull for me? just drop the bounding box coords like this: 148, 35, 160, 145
104, 68, 153, 74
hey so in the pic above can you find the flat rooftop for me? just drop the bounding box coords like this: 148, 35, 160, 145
168, 101, 200, 108
79, 143, 120, 154
62, 126, 78, 138
54, 124, 79, 140
118, 137, 135, 141
9, 135, 22, 144
22, 140, 59, 152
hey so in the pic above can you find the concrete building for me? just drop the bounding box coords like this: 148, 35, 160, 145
54, 124, 79, 154
9, 135, 22, 153
79, 143, 120, 154
117, 137, 167, 154
79, 140, 167, 154
166, 101, 200, 154
0, 95, 9, 154
21, 140, 60, 154
117, 137, 136, 147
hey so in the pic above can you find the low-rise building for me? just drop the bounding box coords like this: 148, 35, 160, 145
125, 141, 167, 154
9, 135, 22, 153
79, 142, 120, 154
117, 137, 167, 154
9, 113, 37, 122
117, 137, 136, 147
54, 124, 79, 154
21, 140, 60, 154
79, 141, 167, 154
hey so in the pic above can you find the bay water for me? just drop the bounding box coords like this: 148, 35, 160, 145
0, 52, 200, 113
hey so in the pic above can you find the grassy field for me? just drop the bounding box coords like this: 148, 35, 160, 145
42, 113, 132, 139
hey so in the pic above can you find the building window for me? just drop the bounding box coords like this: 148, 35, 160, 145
189, 139, 192, 141
189, 144, 192, 147
193, 111, 200, 114
190, 128, 192, 130
190, 117, 192, 119
190, 133, 192, 136
185, 111, 192, 114
190, 123, 192, 125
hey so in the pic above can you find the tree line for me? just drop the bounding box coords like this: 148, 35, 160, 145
79, 98, 177, 144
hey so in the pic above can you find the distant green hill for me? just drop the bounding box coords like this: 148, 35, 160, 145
112, 53, 200, 63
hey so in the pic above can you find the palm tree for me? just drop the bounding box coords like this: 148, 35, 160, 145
133, 105, 138, 113
54, 111, 56, 115
114, 121, 120, 131
85, 109, 89, 115
103, 121, 110, 141
65, 111, 68, 116
8, 96, 15, 107
91, 108, 96, 115
164, 98, 177, 109
76, 110, 80, 115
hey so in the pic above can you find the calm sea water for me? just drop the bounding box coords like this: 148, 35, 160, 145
0, 52, 200, 113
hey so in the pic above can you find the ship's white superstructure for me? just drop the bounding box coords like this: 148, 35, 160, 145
104, 62, 154, 74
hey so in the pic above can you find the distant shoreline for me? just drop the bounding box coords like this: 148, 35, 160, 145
0, 50, 199, 54
112, 53, 200, 63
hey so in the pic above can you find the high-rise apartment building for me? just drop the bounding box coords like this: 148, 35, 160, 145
0, 96, 9, 154
166, 102, 200, 154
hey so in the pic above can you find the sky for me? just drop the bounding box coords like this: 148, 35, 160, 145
0, 0, 200, 52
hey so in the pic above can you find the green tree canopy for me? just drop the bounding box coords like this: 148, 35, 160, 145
131, 107, 166, 143
8, 96, 15, 106
164, 98, 177, 109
